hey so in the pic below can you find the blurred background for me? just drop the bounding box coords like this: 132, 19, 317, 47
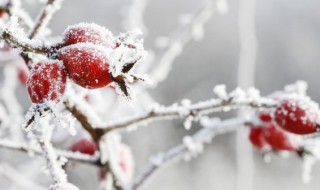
4, 0, 320, 189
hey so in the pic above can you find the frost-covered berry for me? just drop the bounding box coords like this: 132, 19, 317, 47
70, 139, 97, 155
58, 44, 112, 89
63, 23, 116, 48
27, 61, 67, 103
249, 126, 270, 150
275, 96, 320, 134
263, 124, 299, 151
258, 109, 273, 123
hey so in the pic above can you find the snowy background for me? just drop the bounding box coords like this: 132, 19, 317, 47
9, 0, 320, 189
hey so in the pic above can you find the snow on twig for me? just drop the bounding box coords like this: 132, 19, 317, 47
130, 117, 246, 190
29, 116, 79, 190
123, 0, 148, 33
29, 0, 64, 39
100, 88, 277, 131
0, 139, 100, 165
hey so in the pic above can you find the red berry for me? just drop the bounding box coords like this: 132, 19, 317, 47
27, 61, 67, 103
63, 23, 115, 48
0, 10, 5, 18
275, 96, 320, 134
70, 139, 97, 155
258, 109, 273, 122
249, 126, 270, 150
58, 44, 112, 89
263, 124, 298, 151
17, 66, 29, 85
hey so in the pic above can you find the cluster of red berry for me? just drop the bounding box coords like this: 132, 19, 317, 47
26, 23, 120, 104
249, 94, 320, 152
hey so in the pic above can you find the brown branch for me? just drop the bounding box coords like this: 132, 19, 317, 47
1, 31, 48, 54
64, 100, 106, 143
29, 0, 63, 39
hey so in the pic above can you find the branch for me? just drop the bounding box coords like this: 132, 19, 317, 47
0, 0, 34, 29
148, 0, 214, 87
28, 0, 64, 39
100, 96, 277, 132
64, 100, 105, 143
0, 22, 104, 144
0, 139, 99, 165
1, 30, 48, 54
130, 117, 246, 190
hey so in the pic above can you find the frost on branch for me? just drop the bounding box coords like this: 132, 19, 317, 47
99, 132, 135, 188
49, 182, 79, 190
0, 1, 320, 190
26, 114, 78, 189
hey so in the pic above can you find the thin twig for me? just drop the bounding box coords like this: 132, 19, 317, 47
29, 0, 64, 39
130, 117, 246, 190
148, 0, 214, 87
0, 139, 99, 165
64, 100, 105, 143
100, 97, 277, 132
1, 30, 48, 54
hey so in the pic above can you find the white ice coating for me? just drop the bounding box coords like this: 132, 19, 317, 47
49, 183, 79, 190
130, 117, 245, 190
99, 132, 135, 186
63, 22, 116, 48
213, 84, 228, 100
101, 85, 277, 131
28, 0, 64, 38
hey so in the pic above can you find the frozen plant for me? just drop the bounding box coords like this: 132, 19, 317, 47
0, 0, 319, 190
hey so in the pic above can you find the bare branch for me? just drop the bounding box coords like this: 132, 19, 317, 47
64, 100, 105, 143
